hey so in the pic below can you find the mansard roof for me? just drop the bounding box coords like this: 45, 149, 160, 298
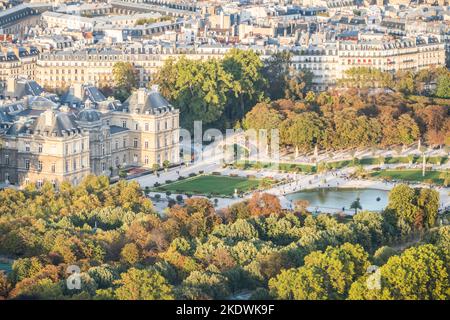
32, 109, 81, 137
122, 87, 172, 114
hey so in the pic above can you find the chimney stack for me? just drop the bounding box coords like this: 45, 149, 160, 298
137, 88, 147, 105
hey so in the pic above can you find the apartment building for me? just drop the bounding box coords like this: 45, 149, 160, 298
35, 44, 227, 89
0, 45, 39, 84
290, 35, 445, 90
32, 33, 447, 91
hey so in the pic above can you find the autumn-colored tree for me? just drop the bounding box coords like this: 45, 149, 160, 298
247, 193, 282, 216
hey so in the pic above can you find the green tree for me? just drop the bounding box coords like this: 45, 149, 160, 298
153, 57, 233, 130
435, 73, 450, 98
222, 48, 266, 121
416, 188, 439, 228
262, 51, 312, 100
280, 112, 324, 152
269, 243, 370, 300
350, 198, 362, 214
387, 184, 418, 225
115, 268, 174, 300
112, 62, 138, 101
349, 245, 450, 300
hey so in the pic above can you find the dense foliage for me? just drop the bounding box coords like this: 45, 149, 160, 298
0, 176, 447, 300
243, 90, 450, 151
152, 49, 312, 130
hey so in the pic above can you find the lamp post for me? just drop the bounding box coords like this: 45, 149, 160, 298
422, 152, 426, 177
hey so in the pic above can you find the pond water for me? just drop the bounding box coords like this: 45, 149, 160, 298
0, 262, 12, 274
286, 188, 390, 214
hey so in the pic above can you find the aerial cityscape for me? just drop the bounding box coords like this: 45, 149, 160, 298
0, 0, 449, 303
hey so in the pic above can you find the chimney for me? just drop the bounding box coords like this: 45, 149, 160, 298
44, 110, 54, 127
73, 83, 84, 101
6, 78, 16, 96
137, 88, 147, 105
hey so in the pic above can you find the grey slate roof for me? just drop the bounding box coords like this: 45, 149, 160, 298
6, 80, 44, 99
110, 125, 129, 134
77, 108, 101, 122
122, 88, 171, 113
32, 110, 81, 137
28, 96, 58, 110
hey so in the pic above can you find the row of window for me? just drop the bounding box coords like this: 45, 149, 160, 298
21, 157, 87, 173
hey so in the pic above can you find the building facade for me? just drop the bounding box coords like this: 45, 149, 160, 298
0, 82, 180, 187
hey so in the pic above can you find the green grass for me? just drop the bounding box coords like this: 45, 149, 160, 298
370, 170, 446, 185
154, 175, 261, 196
235, 160, 316, 173
234, 156, 447, 173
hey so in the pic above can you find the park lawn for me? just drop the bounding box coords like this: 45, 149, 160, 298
154, 175, 261, 196
370, 170, 445, 185
235, 160, 316, 173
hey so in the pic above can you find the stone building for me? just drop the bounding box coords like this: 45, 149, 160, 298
0, 80, 180, 187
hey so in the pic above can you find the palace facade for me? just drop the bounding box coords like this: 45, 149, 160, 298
0, 80, 179, 187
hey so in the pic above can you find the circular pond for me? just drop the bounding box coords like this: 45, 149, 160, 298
286, 188, 389, 214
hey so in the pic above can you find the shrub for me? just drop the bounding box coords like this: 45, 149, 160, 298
212, 172, 221, 175
168, 199, 176, 207
154, 182, 161, 188
176, 195, 183, 202
154, 194, 161, 201
188, 173, 196, 177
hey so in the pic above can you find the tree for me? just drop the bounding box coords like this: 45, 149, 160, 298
0, 272, 10, 299
163, 160, 170, 171
152, 57, 233, 130
373, 246, 397, 266
395, 71, 415, 95
120, 243, 141, 265
435, 73, 450, 98
115, 268, 174, 300
112, 62, 138, 101
387, 184, 418, 226
280, 112, 325, 152
88, 265, 118, 289
350, 198, 362, 214
416, 188, 439, 229
180, 270, 230, 299
222, 49, 266, 121
262, 51, 312, 100
349, 245, 450, 300
397, 114, 420, 145
242, 102, 282, 132
269, 243, 370, 300
247, 193, 282, 216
